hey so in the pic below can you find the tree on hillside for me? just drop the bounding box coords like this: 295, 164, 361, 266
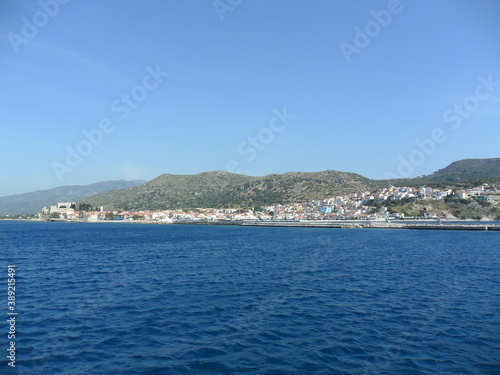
79, 203, 93, 211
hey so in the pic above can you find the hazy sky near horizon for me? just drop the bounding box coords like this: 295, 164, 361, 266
1, 0, 499, 196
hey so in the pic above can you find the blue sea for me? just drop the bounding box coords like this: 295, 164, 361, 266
1, 221, 499, 374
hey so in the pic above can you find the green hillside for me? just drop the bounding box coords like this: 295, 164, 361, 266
377, 158, 500, 188
86, 170, 375, 210
84, 158, 500, 211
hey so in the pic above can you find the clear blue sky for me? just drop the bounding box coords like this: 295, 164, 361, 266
1, 0, 499, 196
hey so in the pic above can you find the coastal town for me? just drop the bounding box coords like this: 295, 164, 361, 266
39, 184, 499, 223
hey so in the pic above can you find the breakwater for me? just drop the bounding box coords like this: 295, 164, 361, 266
175, 220, 500, 231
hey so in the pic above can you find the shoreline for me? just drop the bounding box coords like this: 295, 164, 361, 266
2, 219, 499, 231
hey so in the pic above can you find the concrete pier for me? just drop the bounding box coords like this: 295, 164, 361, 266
175, 220, 500, 231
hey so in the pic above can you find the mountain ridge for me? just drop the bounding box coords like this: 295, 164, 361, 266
84, 158, 500, 211
377, 158, 500, 187
5, 158, 498, 214
86, 170, 375, 210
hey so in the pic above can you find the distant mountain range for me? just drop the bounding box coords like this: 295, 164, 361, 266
0, 180, 145, 215
85, 158, 500, 211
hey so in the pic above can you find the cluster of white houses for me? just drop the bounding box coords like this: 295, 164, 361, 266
40, 184, 497, 222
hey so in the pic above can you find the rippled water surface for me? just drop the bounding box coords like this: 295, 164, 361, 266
1, 221, 499, 374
